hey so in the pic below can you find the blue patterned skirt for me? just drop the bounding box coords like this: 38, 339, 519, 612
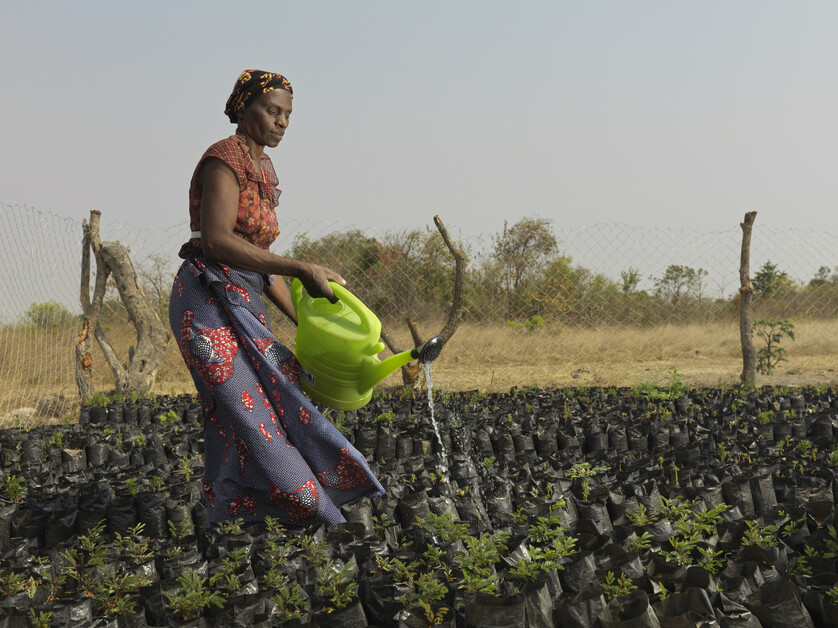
169, 254, 384, 527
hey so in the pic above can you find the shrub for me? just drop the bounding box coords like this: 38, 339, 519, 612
22, 301, 77, 330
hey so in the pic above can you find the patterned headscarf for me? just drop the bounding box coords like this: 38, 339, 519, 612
224, 69, 293, 123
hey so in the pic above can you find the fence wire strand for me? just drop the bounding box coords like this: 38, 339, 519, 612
2, 201, 837, 427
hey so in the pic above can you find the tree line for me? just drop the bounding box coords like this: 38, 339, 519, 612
20, 216, 838, 331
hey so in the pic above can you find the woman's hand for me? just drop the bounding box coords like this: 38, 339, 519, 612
300, 263, 346, 303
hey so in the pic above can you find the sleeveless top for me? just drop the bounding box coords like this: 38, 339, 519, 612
178, 135, 281, 259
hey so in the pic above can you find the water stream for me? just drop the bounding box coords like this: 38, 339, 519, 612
423, 362, 448, 473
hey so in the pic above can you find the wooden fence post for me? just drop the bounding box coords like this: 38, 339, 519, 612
74, 214, 97, 401
739, 211, 757, 383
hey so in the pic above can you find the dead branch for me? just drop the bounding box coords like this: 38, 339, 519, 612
380, 214, 466, 386
75, 210, 171, 397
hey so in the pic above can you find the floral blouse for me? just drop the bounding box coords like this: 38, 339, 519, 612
179, 134, 281, 259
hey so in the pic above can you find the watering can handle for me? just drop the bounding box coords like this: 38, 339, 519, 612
290, 278, 375, 336
290, 278, 303, 318
328, 281, 376, 336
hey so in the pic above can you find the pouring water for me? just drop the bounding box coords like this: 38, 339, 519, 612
417, 335, 448, 475
423, 361, 448, 473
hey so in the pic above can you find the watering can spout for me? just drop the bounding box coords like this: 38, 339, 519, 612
360, 334, 445, 390
413, 334, 445, 365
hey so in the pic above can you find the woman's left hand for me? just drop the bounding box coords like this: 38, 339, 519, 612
300, 263, 345, 303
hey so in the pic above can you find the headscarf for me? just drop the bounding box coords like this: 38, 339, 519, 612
224, 69, 293, 123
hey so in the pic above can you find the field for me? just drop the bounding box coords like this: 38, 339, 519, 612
2, 317, 837, 428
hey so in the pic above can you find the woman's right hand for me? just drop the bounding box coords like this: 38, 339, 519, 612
300, 263, 346, 303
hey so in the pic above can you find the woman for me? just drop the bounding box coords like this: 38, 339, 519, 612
169, 69, 384, 528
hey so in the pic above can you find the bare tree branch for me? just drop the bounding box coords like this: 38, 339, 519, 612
379, 214, 466, 386
76, 210, 171, 397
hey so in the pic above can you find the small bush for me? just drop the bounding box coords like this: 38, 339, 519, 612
506, 315, 545, 330
22, 301, 77, 330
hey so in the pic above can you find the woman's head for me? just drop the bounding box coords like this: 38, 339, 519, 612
225, 69, 293, 124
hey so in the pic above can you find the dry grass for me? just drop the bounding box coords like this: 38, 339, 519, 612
3, 317, 838, 428
403, 318, 838, 393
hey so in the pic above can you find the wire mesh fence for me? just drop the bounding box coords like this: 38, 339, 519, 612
2, 201, 837, 427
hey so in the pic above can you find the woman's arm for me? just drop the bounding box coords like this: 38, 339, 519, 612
199, 158, 343, 301
264, 278, 297, 324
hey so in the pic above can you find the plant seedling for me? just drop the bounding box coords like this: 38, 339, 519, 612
528, 509, 566, 545
61, 520, 107, 596
408, 571, 450, 625
752, 319, 795, 375
421, 546, 446, 571
697, 547, 725, 576
29, 609, 53, 628
149, 475, 165, 493
264, 515, 286, 535
374, 554, 419, 582
456, 530, 511, 583
115, 523, 154, 566
3, 474, 25, 503
316, 558, 359, 612
271, 577, 309, 622
600, 571, 637, 601
158, 410, 179, 428
166, 569, 226, 621
741, 520, 779, 547
628, 532, 654, 553
511, 507, 529, 525
567, 462, 609, 478
125, 478, 139, 497
626, 504, 659, 527
95, 568, 150, 617
508, 546, 560, 583
264, 536, 297, 565
0, 568, 28, 597
182, 456, 193, 483
660, 532, 699, 567
333, 412, 351, 436
756, 410, 774, 425
40, 563, 68, 602
789, 554, 813, 577
375, 409, 395, 425
217, 517, 245, 536
655, 496, 694, 522
420, 510, 470, 544
168, 517, 195, 546
372, 512, 393, 540
581, 477, 592, 501
821, 526, 838, 559
780, 514, 805, 537
299, 535, 330, 568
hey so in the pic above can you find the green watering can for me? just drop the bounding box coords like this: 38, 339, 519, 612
290, 279, 444, 411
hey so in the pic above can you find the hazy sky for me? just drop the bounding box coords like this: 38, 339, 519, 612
2, 1, 837, 241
